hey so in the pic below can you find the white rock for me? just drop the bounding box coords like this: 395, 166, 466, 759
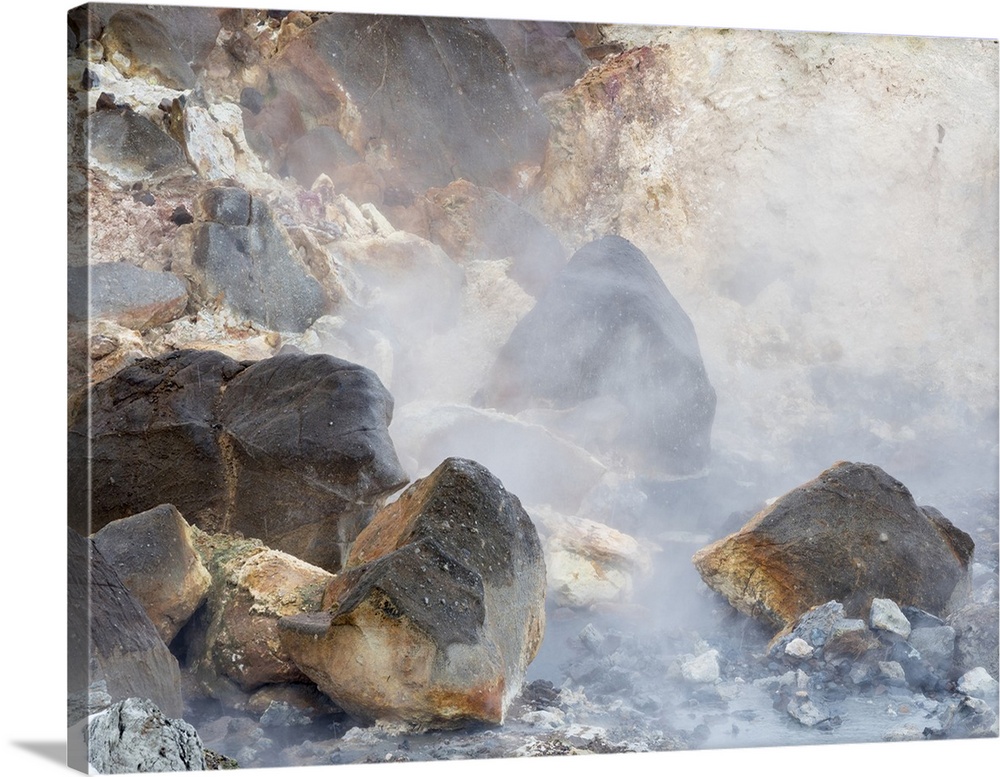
785, 637, 814, 658
870, 598, 912, 638
681, 649, 720, 684
957, 667, 1000, 701
878, 661, 907, 683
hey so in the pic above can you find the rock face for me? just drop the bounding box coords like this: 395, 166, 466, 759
477, 235, 716, 478
67, 263, 188, 330
189, 186, 327, 332
266, 14, 550, 195
279, 458, 546, 728
68, 349, 408, 571
948, 601, 1000, 679
692, 462, 975, 630
68, 529, 183, 720
100, 9, 199, 89
184, 530, 333, 692
88, 698, 207, 773
92, 504, 211, 644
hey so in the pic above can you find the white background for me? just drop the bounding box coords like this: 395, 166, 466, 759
3, 1, 997, 775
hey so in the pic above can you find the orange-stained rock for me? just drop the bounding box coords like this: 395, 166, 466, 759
279, 458, 546, 729
692, 461, 974, 630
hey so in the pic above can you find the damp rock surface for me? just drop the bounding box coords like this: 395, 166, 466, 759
279, 457, 547, 729
692, 461, 974, 629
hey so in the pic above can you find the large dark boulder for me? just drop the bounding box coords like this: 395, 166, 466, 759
86, 107, 188, 182
67, 529, 184, 722
68, 349, 408, 571
266, 14, 551, 195
190, 186, 327, 332
692, 462, 975, 630
279, 457, 546, 728
477, 235, 716, 477
67, 263, 188, 331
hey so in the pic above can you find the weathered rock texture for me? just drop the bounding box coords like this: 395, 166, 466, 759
87, 106, 188, 182
478, 235, 716, 478
68, 262, 188, 331
264, 14, 551, 196
692, 462, 974, 630
68, 349, 408, 570
188, 186, 326, 332
184, 530, 333, 692
87, 697, 207, 773
279, 458, 546, 728
67, 529, 184, 720
948, 601, 1000, 679
92, 504, 211, 644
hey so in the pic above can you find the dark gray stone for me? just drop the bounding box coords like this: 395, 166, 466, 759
283, 126, 361, 189
68, 349, 408, 571
100, 9, 197, 89
270, 14, 550, 193
478, 235, 716, 477
200, 186, 251, 226
88, 698, 206, 773
908, 625, 957, 675
948, 601, 1000, 679
192, 188, 326, 332
68, 263, 188, 330
87, 107, 187, 179
67, 529, 184, 723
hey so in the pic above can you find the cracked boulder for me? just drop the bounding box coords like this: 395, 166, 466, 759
692, 461, 974, 630
92, 504, 211, 644
68, 349, 408, 571
279, 457, 546, 728
477, 235, 716, 478
87, 698, 206, 774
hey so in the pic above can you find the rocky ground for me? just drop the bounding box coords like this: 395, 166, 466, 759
67, 5, 998, 773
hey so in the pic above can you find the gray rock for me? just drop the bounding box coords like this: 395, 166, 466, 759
478, 236, 716, 478
259, 701, 312, 728
870, 598, 912, 638
785, 638, 814, 658
768, 600, 847, 657
92, 504, 211, 644
787, 696, 828, 727
68, 263, 188, 331
100, 9, 197, 89
681, 650, 720, 684
68, 529, 183, 723
87, 108, 188, 182
88, 698, 206, 773
198, 186, 251, 226
283, 126, 361, 189
907, 625, 956, 674
878, 661, 908, 685
191, 188, 326, 332
948, 600, 1000, 678
69, 349, 408, 571
957, 667, 1000, 701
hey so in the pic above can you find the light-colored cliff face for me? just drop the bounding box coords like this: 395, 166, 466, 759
536, 28, 998, 489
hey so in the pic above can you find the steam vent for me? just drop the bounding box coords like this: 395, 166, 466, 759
478, 235, 717, 478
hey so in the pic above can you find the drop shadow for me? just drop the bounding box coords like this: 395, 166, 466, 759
9, 741, 65, 766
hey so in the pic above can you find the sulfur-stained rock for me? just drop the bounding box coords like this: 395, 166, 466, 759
282, 126, 361, 189
92, 504, 211, 644
531, 507, 652, 609
422, 179, 566, 295
68, 529, 184, 721
692, 462, 975, 630
189, 186, 326, 332
100, 9, 198, 89
68, 349, 408, 571
279, 457, 546, 728
68, 262, 188, 331
485, 19, 590, 99
266, 14, 550, 195
477, 235, 716, 478
183, 530, 333, 692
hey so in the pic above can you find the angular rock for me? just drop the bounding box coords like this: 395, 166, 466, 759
92, 504, 211, 644
279, 457, 546, 728
390, 402, 606, 514
184, 531, 333, 692
422, 179, 566, 294
957, 667, 1000, 701
870, 598, 912, 638
86, 107, 188, 183
767, 600, 847, 657
680, 650, 720, 684
68, 263, 188, 331
908, 625, 957, 675
785, 638, 813, 659
88, 698, 206, 773
190, 186, 326, 332
692, 462, 974, 630
477, 236, 716, 478
531, 508, 652, 609
267, 14, 550, 194
68, 529, 183, 721
787, 697, 828, 727
68, 349, 408, 571
948, 600, 1000, 679
100, 9, 197, 89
